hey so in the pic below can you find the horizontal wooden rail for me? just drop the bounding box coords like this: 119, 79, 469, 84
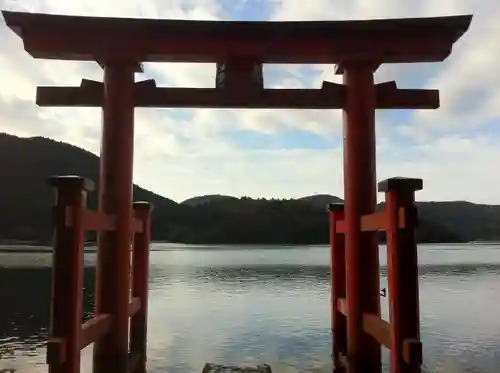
336, 206, 413, 233
336, 298, 391, 348
46, 297, 142, 365
81, 210, 115, 231
61, 207, 144, 233
336, 297, 421, 365
363, 314, 391, 348
37, 83, 440, 110
48, 321, 117, 367
80, 314, 113, 349
81, 299, 140, 349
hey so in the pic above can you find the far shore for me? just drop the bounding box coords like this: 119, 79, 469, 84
0, 241, 170, 253
0, 244, 97, 253
0, 241, 497, 254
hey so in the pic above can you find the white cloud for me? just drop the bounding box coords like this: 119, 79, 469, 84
0, 0, 498, 203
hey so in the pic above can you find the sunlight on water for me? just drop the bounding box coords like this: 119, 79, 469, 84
1, 243, 500, 373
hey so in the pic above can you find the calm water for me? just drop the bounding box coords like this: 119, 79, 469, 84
0, 243, 500, 373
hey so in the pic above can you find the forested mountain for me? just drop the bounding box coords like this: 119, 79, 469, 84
181, 195, 238, 207
0, 133, 497, 245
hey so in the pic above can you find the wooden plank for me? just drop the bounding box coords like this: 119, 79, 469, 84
360, 211, 387, 232
375, 80, 439, 109
377, 88, 439, 109
63, 207, 146, 233
37, 84, 439, 109
63, 208, 116, 231
80, 314, 112, 349
82, 210, 116, 231
337, 299, 391, 348
3, 11, 472, 63
362, 314, 391, 348
37, 86, 347, 109
336, 207, 409, 233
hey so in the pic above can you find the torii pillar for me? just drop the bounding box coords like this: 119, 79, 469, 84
93, 60, 141, 373
338, 62, 381, 372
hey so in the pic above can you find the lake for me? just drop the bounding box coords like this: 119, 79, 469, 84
0, 243, 500, 373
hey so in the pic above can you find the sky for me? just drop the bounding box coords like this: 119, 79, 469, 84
0, 0, 499, 203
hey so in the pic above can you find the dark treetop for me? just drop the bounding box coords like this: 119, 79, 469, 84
1, 133, 498, 245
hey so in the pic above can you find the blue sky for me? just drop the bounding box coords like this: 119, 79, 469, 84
0, 0, 499, 203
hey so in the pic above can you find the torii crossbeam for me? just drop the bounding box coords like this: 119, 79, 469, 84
2, 10, 472, 373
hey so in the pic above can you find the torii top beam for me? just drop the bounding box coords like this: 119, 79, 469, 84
3, 11, 471, 64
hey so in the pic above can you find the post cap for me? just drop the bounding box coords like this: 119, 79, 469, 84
326, 202, 344, 212
378, 177, 423, 193
48, 175, 95, 192
133, 201, 154, 213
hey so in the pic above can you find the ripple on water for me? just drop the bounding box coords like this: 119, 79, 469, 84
2, 244, 500, 372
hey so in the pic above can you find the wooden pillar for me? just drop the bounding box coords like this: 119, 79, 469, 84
93, 61, 136, 373
379, 177, 423, 373
341, 63, 381, 373
130, 202, 154, 373
47, 176, 94, 373
328, 203, 347, 373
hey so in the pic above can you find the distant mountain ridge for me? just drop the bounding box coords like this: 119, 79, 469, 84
180, 194, 343, 209
1, 132, 499, 244
0, 133, 178, 243
181, 195, 238, 206
298, 194, 344, 210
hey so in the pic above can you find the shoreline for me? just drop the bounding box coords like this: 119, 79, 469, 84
0, 246, 97, 253
0, 241, 497, 254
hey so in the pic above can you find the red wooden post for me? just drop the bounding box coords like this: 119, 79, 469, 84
379, 177, 423, 373
130, 202, 154, 373
47, 176, 94, 373
328, 203, 346, 373
340, 63, 381, 373
93, 61, 137, 373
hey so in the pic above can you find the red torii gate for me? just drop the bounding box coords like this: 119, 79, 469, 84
2, 10, 471, 373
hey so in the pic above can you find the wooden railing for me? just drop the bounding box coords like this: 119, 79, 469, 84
329, 177, 423, 373
47, 175, 153, 373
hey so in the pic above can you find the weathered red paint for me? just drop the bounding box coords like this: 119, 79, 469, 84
329, 204, 347, 373
47, 177, 153, 373
1, 11, 472, 63
130, 202, 154, 373
35, 80, 440, 109
3, 9, 472, 373
380, 178, 423, 373
47, 176, 94, 373
342, 63, 381, 373
93, 61, 136, 373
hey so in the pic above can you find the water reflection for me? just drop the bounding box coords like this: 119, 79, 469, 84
0, 268, 96, 352
1, 245, 500, 373
149, 261, 500, 290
